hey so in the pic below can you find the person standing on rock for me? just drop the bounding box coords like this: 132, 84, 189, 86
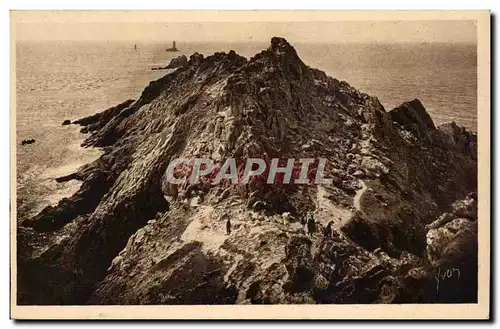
323, 220, 334, 239
307, 213, 316, 236
226, 217, 231, 235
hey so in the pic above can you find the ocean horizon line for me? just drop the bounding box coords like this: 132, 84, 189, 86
15, 39, 478, 46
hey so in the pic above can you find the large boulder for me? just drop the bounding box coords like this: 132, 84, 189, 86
426, 218, 477, 266
424, 193, 478, 302
426, 193, 477, 266
166, 55, 188, 69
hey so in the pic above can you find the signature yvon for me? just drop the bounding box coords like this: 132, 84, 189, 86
435, 267, 461, 293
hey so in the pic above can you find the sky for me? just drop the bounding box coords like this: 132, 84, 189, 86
13, 12, 478, 44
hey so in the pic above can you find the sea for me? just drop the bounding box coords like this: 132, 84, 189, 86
15, 41, 477, 220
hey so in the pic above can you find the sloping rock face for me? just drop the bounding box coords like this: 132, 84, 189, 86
18, 37, 477, 305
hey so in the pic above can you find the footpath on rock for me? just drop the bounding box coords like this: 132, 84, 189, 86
17, 37, 478, 305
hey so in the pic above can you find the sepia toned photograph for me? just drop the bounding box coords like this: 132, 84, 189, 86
10, 10, 490, 319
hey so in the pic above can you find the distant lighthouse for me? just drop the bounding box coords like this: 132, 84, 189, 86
166, 41, 179, 52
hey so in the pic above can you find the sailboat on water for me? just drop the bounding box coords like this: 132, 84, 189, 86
166, 41, 179, 52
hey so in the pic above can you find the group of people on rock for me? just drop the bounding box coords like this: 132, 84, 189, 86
301, 212, 335, 238
301, 213, 316, 235
224, 211, 336, 239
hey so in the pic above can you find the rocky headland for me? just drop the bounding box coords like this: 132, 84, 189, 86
151, 55, 189, 71
17, 37, 477, 305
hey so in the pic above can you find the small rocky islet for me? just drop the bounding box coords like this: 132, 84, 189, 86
17, 37, 477, 305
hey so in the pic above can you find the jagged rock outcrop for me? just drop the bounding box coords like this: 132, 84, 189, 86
152, 55, 188, 71
390, 99, 436, 140
167, 55, 188, 69
18, 37, 477, 305
73, 99, 135, 134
